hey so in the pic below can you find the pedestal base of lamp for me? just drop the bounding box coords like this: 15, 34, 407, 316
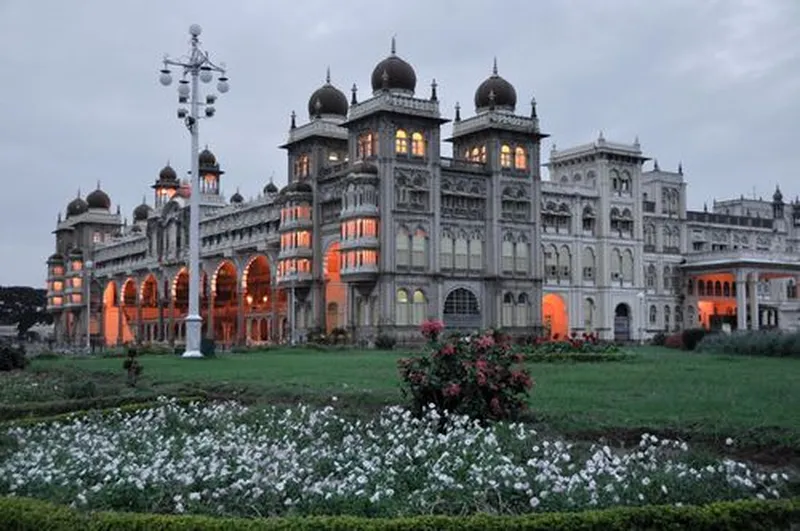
182, 313, 204, 358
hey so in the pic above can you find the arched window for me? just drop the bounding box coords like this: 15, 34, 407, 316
583, 298, 595, 330
664, 305, 671, 330
663, 266, 672, 291
479, 145, 487, 163
687, 278, 694, 295
502, 292, 514, 327
440, 234, 453, 270
470, 147, 481, 162
411, 229, 427, 268
649, 305, 657, 324
454, 236, 468, 270
411, 132, 425, 157
559, 245, 571, 280
502, 238, 514, 272
500, 144, 512, 168
516, 293, 530, 327
544, 244, 559, 281
357, 132, 376, 158
444, 288, 480, 317
582, 247, 595, 281
395, 129, 408, 154
698, 280, 706, 296
395, 227, 410, 267
622, 249, 634, 283
644, 224, 655, 247
412, 290, 427, 325
723, 282, 731, 297
515, 147, 527, 170
469, 237, 483, 271
714, 281, 722, 297
646, 264, 656, 288
515, 240, 529, 273
395, 289, 409, 325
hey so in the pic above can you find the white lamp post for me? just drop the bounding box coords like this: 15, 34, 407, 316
85, 260, 93, 352
159, 24, 230, 358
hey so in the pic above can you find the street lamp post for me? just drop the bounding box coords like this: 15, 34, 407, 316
158, 24, 230, 358
85, 260, 93, 353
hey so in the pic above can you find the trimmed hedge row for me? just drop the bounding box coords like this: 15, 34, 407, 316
0, 393, 207, 423
0, 496, 798, 530
525, 352, 632, 363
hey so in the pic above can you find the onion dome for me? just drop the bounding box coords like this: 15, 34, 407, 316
66, 195, 88, 217
370, 37, 416, 94
474, 58, 517, 112
773, 186, 783, 203
264, 180, 279, 195
133, 198, 152, 222
198, 147, 216, 166
86, 183, 111, 210
159, 163, 178, 182
308, 68, 349, 119
230, 189, 244, 204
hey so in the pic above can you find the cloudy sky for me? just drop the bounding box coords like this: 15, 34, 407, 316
0, 0, 798, 287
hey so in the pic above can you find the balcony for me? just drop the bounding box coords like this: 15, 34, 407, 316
339, 236, 380, 251
682, 249, 800, 269
340, 263, 379, 282
277, 246, 313, 260
276, 271, 312, 286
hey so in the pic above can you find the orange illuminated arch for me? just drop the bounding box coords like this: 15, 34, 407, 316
212, 260, 238, 305
542, 293, 569, 340
324, 241, 344, 333
242, 255, 271, 307
140, 274, 158, 306
103, 281, 118, 307
121, 278, 137, 307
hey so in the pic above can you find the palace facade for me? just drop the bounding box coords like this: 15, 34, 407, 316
45, 43, 800, 348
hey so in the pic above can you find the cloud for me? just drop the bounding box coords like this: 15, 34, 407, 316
0, 0, 797, 286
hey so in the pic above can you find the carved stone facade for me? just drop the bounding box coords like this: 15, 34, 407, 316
45, 45, 800, 349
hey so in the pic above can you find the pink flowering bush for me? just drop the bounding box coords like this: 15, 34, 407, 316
398, 327, 534, 422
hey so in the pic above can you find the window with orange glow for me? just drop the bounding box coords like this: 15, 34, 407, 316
52, 296, 63, 306
395, 129, 408, 154
52, 281, 63, 292
93, 231, 102, 243
515, 147, 527, 170
293, 154, 310, 178
479, 146, 487, 163
52, 266, 64, 276
72, 277, 82, 289
357, 132, 377, 158
71, 293, 82, 304
500, 145, 512, 168
411, 132, 425, 157
469, 147, 480, 162
296, 231, 311, 247
71, 260, 82, 272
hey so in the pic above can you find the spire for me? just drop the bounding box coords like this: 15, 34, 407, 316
96, 180, 101, 190
703, 202, 708, 213
57, 212, 62, 223
654, 159, 660, 171
678, 161, 683, 175
492, 56, 498, 76
325, 66, 331, 84
290, 110, 296, 129
141, 194, 147, 205
116, 204, 121, 215
530, 97, 537, 119
454, 101, 461, 122
633, 135, 640, 148
430, 78, 438, 102
391, 35, 396, 55
598, 130, 605, 143
77, 187, 81, 198
351, 83, 358, 105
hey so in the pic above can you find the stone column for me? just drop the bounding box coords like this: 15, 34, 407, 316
116, 293, 123, 346
207, 290, 215, 340
749, 271, 759, 330
136, 300, 143, 344
237, 286, 245, 345
735, 270, 747, 331
167, 299, 175, 345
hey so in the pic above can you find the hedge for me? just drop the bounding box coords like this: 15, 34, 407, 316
0, 495, 797, 530
0, 393, 207, 423
524, 352, 632, 363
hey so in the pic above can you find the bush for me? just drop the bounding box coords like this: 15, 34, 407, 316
696, 329, 800, 358
0, 341, 27, 372
200, 337, 216, 357
122, 347, 143, 387
664, 333, 684, 349
398, 328, 533, 422
374, 333, 396, 350
521, 332, 620, 355
64, 380, 98, 400
682, 328, 708, 351
651, 332, 667, 346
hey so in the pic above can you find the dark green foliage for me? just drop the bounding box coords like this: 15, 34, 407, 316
682, 328, 709, 351
0, 286, 52, 337
0, 495, 798, 530
0, 341, 27, 371
651, 332, 667, 346
122, 347, 143, 387
697, 329, 800, 358
200, 338, 216, 357
64, 380, 99, 400
374, 333, 396, 350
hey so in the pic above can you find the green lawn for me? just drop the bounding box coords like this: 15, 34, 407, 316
21, 346, 800, 452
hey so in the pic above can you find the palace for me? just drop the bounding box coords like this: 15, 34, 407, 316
45, 42, 800, 348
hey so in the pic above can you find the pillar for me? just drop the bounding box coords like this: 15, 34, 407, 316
136, 300, 143, 344
168, 299, 175, 345
236, 286, 245, 345
749, 271, 759, 330
116, 294, 123, 346
207, 290, 215, 340
735, 270, 747, 331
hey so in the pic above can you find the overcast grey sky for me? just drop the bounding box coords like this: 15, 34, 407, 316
0, 0, 798, 287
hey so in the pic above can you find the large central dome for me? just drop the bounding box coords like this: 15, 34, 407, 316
370, 37, 417, 95
474, 58, 517, 112
307, 68, 348, 119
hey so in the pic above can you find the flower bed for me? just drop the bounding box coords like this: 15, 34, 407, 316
0, 399, 794, 518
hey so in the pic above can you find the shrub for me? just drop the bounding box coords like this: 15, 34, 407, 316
200, 337, 216, 357
398, 329, 533, 422
682, 328, 708, 351
0, 341, 27, 372
122, 347, 143, 387
696, 329, 800, 358
63, 380, 98, 400
420, 319, 445, 343
664, 333, 683, 349
374, 333, 396, 350
651, 332, 667, 346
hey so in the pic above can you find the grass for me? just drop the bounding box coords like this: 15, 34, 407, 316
11, 346, 800, 458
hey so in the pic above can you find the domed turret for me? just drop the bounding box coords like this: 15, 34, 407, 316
159, 164, 178, 182
370, 37, 416, 95
773, 185, 784, 203
86, 184, 111, 210
474, 58, 517, 112
133, 198, 152, 222
66, 195, 88, 218
230, 189, 244, 204
198, 147, 216, 166
308, 68, 348, 119
264, 180, 279, 195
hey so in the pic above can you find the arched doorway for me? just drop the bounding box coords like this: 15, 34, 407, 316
243, 255, 272, 343
172, 269, 189, 342
443, 287, 480, 329
212, 260, 239, 344
139, 274, 159, 342
324, 242, 345, 333
614, 303, 631, 341
121, 278, 137, 344
542, 293, 568, 339
102, 282, 118, 346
